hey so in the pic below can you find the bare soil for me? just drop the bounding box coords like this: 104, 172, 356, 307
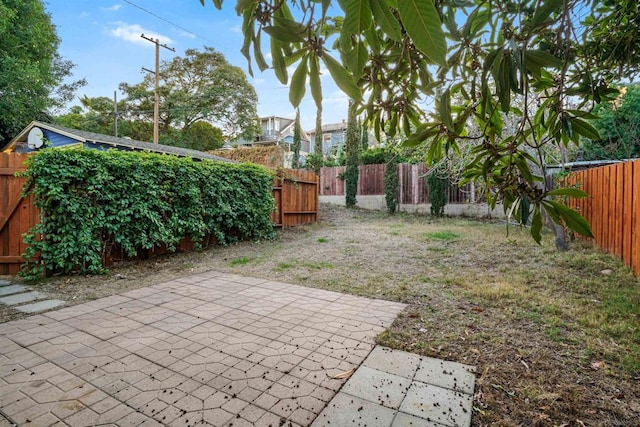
2, 203, 639, 426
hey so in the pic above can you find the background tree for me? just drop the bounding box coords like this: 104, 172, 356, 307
581, 85, 640, 160
119, 47, 259, 142
0, 0, 85, 147
197, 0, 640, 243
361, 121, 369, 151
345, 101, 359, 208
291, 109, 301, 168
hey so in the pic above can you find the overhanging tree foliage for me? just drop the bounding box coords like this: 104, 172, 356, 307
198, 0, 640, 243
0, 0, 85, 146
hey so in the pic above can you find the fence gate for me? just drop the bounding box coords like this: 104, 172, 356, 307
0, 153, 37, 275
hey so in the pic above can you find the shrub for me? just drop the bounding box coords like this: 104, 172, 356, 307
427, 169, 448, 216
20, 149, 275, 279
384, 156, 399, 213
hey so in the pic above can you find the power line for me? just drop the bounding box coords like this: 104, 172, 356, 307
121, 0, 217, 45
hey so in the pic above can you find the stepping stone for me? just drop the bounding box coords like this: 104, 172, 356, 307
0, 279, 12, 286
0, 284, 26, 296
0, 291, 47, 306
399, 381, 473, 427
14, 300, 65, 313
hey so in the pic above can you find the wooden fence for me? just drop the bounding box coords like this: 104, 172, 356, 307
272, 168, 319, 227
319, 163, 483, 204
0, 153, 318, 275
0, 154, 38, 275
564, 160, 640, 275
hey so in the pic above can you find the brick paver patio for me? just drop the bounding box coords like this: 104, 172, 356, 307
0, 271, 406, 426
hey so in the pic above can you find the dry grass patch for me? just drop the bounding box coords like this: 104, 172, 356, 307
4, 204, 639, 426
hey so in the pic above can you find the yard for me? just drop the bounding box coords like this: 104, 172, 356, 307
3, 203, 639, 426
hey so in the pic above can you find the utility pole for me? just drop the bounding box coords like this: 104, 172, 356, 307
140, 33, 174, 144
113, 91, 118, 137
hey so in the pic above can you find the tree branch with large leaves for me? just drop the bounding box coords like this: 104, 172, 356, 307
199, 0, 634, 243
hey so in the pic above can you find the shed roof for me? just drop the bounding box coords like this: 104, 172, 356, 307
7, 121, 233, 162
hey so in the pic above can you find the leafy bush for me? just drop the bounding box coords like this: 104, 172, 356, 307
20, 149, 275, 279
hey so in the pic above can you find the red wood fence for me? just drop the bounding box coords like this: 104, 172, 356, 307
272, 169, 319, 227
0, 153, 318, 275
564, 160, 640, 275
319, 163, 483, 204
0, 154, 39, 275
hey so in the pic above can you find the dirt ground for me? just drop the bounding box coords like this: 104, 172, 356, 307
2, 203, 639, 426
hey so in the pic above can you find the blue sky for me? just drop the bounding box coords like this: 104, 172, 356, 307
45, 0, 348, 131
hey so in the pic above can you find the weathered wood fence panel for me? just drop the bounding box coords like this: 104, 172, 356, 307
272, 169, 319, 227
319, 166, 345, 196
0, 154, 37, 275
565, 160, 640, 275
320, 163, 484, 204
0, 153, 318, 274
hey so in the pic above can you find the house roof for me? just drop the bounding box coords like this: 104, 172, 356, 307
306, 121, 347, 135
7, 121, 233, 162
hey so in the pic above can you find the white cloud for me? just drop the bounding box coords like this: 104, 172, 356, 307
230, 25, 242, 34
176, 29, 196, 39
108, 22, 173, 46
102, 4, 122, 11
80, 11, 90, 18
324, 90, 349, 105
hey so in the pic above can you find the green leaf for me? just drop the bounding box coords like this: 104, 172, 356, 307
308, 54, 323, 108
543, 200, 594, 238
547, 188, 588, 198
530, 207, 542, 244
396, 0, 447, 66
262, 26, 305, 43
346, 40, 368, 79
438, 88, 454, 132
369, 0, 402, 42
289, 55, 308, 108
530, 0, 562, 26
270, 38, 288, 85
525, 50, 564, 69
340, 0, 373, 35
321, 53, 362, 101
569, 116, 600, 140
253, 32, 269, 72
234, 0, 255, 15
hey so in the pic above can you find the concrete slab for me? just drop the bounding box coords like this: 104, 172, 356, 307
13, 299, 65, 313
414, 356, 476, 395
311, 393, 396, 427
0, 285, 25, 296
341, 365, 411, 410
399, 381, 473, 427
0, 279, 12, 287
0, 291, 46, 306
362, 346, 421, 379
392, 411, 442, 427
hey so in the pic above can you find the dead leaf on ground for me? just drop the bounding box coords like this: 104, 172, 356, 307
331, 368, 355, 379
591, 361, 606, 370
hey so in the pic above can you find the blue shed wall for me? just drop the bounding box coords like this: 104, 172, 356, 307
41, 129, 81, 148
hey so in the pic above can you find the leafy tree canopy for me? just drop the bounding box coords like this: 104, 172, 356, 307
119, 47, 260, 142
0, 0, 85, 146
198, 0, 639, 242
581, 85, 640, 161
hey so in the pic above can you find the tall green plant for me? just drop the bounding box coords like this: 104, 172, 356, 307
345, 102, 359, 208
20, 149, 275, 280
291, 109, 301, 168
427, 169, 448, 217
384, 155, 399, 213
